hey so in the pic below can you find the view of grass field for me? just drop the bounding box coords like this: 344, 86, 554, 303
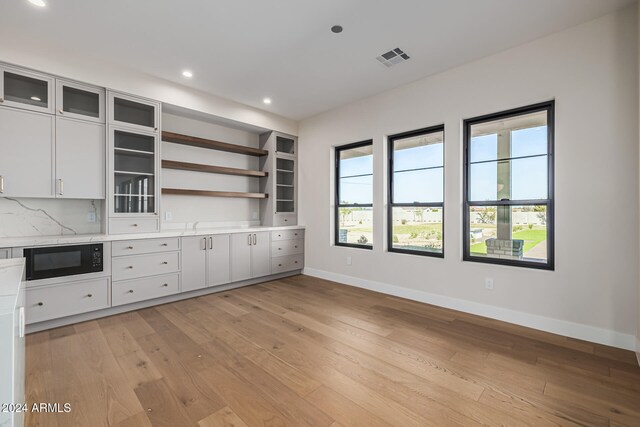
470, 228, 547, 255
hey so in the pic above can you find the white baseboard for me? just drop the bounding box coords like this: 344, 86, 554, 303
303, 267, 636, 351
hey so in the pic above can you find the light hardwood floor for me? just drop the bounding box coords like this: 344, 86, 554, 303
25, 274, 640, 426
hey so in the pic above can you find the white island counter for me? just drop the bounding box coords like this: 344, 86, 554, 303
0, 258, 25, 427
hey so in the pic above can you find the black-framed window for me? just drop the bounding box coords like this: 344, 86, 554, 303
463, 101, 554, 270
335, 140, 373, 249
388, 126, 444, 257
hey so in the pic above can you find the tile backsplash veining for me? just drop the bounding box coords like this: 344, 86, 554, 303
0, 198, 102, 238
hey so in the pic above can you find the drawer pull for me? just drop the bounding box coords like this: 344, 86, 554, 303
128, 290, 134, 293
294, 233, 298, 236
87, 294, 93, 298
277, 234, 281, 237
162, 283, 168, 287
37, 302, 43, 306
278, 248, 282, 251
161, 243, 168, 246
294, 261, 298, 264
132, 224, 139, 227
161, 261, 168, 265
284, 219, 288, 222
295, 245, 298, 248
127, 246, 134, 249
278, 264, 282, 267
127, 266, 134, 269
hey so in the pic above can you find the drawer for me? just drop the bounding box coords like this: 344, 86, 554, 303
25, 278, 110, 324
112, 252, 180, 281
112, 273, 180, 307
271, 238, 303, 256
271, 229, 304, 241
271, 254, 304, 274
109, 217, 159, 235
273, 213, 297, 226
112, 237, 180, 256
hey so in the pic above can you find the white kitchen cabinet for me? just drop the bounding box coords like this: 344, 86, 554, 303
259, 132, 298, 226
55, 117, 106, 199
208, 234, 231, 286
0, 249, 10, 259
181, 234, 231, 292
0, 65, 54, 114
0, 107, 54, 198
230, 232, 270, 282
56, 79, 105, 123
108, 91, 159, 133
181, 236, 207, 292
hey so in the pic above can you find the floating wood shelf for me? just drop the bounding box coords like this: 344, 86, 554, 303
162, 131, 268, 157
162, 160, 267, 178
162, 188, 268, 199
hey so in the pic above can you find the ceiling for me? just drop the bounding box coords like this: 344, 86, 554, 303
0, 0, 633, 120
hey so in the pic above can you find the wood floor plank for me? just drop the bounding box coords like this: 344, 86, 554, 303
25, 274, 640, 427
198, 406, 249, 427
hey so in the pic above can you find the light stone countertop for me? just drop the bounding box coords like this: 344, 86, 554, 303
0, 224, 305, 248
0, 258, 25, 316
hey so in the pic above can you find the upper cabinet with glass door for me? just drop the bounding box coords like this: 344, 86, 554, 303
0, 65, 54, 114
108, 91, 160, 133
56, 80, 105, 123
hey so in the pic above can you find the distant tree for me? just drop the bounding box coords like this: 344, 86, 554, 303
476, 207, 496, 224
339, 207, 354, 224
357, 235, 368, 244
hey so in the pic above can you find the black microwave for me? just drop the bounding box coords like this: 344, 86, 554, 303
24, 243, 103, 281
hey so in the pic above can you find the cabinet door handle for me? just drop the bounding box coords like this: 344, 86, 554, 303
209, 237, 213, 250
202, 237, 207, 251
127, 266, 134, 269
87, 294, 93, 298
37, 302, 44, 306
248, 234, 252, 246
127, 246, 134, 250
278, 263, 282, 267
161, 243, 168, 246
128, 290, 134, 293
161, 261, 168, 265
0, 175, 4, 194
162, 283, 168, 287
58, 178, 64, 195
132, 223, 139, 227
252, 234, 257, 245
18, 307, 25, 338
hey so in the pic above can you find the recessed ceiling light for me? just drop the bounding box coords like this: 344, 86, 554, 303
182, 70, 193, 78
30, 96, 41, 102
331, 25, 343, 34
263, 98, 272, 105
28, 0, 46, 7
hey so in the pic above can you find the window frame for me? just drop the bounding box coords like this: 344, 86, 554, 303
387, 125, 445, 258
463, 101, 555, 270
335, 139, 374, 250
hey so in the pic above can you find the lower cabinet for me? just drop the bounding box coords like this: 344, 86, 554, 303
112, 273, 180, 306
25, 277, 110, 324
181, 234, 230, 292
230, 232, 271, 282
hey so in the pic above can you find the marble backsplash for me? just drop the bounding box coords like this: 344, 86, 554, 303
0, 198, 102, 237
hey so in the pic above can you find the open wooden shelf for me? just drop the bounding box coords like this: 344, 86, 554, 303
162, 160, 267, 177
162, 131, 268, 157
162, 188, 268, 199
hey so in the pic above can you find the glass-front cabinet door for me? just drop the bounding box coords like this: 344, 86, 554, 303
56, 80, 105, 123
110, 128, 158, 215
275, 157, 295, 214
0, 66, 54, 114
108, 91, 159, 132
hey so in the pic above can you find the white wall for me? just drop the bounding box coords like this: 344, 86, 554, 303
161, 113, 262, 229
299, 6, 639, 349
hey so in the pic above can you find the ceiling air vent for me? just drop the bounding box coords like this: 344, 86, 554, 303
376, 48, 410, 68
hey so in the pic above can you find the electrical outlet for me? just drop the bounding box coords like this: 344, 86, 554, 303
485, 278, 494, 290
87, 212, 96, 223
164, 211, 173, 221
346, 256, 352, 266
